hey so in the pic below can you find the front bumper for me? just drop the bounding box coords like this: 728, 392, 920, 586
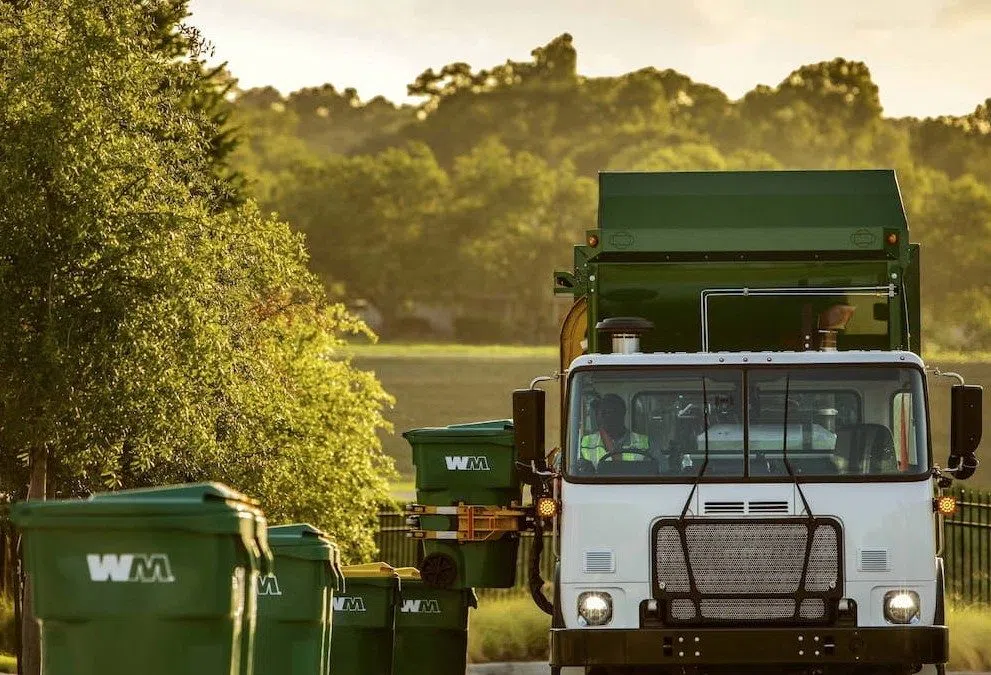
550, 626, 948, 667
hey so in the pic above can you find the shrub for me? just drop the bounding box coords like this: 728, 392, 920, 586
468, 596, 550, 664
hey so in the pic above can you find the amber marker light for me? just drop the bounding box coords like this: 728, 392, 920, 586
887, 232, 898, 245
936, 495, 958, 516
536, 497, 559, 519
587, 234, 599, 247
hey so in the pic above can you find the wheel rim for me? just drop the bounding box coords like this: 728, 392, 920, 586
420, 552, 458, 588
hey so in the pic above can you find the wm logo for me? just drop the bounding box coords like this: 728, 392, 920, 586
86, 554, 175, 583
333, 596, 366, 612
444, 455, 490, 471
400, 598, 441, 614
257, 574, 282, 596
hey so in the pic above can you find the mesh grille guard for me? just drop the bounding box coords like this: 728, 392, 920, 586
652, 517, 843, 625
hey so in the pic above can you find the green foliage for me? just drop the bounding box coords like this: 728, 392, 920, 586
0, 0, 395, 560
947, 603, 991, 672
467, 596, 550, 664
0, 594, 14, 656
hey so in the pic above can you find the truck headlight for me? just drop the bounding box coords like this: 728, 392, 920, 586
883, 590, 920, 624
577, 591, 613, 626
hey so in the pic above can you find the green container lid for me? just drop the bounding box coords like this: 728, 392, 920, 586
403, 420, 514, 445
268, 523, 342, 591
11, 482, 274, 575
268, 523, 337, 560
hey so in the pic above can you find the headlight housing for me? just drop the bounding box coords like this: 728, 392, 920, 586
577, 591, 613, 626
883, 590, 920, 624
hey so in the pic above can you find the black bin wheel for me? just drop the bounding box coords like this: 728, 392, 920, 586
419, 552, 458, 589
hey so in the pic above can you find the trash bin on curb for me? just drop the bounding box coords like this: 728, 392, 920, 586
329, 562, 401, 675
391, 567, 477, 675
11, 482, 273, 675
253, 524, 342, 675
404, 420, 521, 588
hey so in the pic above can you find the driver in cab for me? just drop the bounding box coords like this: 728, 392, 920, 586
579, 394, 649, 467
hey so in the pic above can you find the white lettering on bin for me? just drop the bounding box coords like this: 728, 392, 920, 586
86, 554, 175, 583
400, 599, 441, 614
257, 574, 282, 596
444, 456, 490, 471
333, 596, 367, 612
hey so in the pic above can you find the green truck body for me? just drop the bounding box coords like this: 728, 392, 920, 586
555, 170, 920, 355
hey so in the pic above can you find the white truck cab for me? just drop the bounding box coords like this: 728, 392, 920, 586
545, 349, 951, 675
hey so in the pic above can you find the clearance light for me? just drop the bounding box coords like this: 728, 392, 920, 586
536, 497, 559, 519
936, 495, 958, 516
587, 234, 600, 247
887, 232, 899, 245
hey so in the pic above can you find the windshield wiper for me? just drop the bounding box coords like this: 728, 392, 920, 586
680, 376, 711, 520
782, 372, 815, 519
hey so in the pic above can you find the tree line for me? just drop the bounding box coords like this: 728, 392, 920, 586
231, 33, 991, 349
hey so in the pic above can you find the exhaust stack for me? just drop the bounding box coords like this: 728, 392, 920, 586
817, 304, 856, 351
596, 317, 655, 354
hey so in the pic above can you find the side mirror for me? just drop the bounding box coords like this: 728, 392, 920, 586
513, 388, 545, 468
949, 384, 982, 480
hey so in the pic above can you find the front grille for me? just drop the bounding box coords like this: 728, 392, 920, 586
653, 518, 842, 625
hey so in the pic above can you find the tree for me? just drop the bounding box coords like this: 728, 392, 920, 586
448, 139, 596, 341
143, 0, 247, 209
274, 143, 452, 325
0, 3, 395, 668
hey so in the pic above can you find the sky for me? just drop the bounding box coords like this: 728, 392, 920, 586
187, 0, 991, 119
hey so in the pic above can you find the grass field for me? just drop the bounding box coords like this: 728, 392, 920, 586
355, 344, 559, 476
363, 343, 991, 486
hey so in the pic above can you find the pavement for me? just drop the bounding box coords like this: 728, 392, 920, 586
467, 667, 988, 675
468, 666, 549, 675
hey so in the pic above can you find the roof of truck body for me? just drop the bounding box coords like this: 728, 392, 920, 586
568, 350, 925, 371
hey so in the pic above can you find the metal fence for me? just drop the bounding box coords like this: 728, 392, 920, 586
944, 487, 991, 605
376, 487, 991, 605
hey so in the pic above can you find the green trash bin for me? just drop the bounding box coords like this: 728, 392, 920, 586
253, 524, 341, 675
329, 562, 400, 675
391, 567, 477, 675
11, 482, 272, 675
404, 420, 521, 588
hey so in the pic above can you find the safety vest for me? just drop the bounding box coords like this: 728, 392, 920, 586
580, 431, 649, 464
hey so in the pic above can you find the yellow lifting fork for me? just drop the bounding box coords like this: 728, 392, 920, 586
405, 504, 532, 542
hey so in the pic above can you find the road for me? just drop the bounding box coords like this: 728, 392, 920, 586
468, 666, 547, 675
468, 667, 988, 675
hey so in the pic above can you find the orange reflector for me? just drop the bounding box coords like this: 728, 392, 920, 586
887, 233, 898, 245
587, 234, 599, 247
937, 496, 957, 516
536, 497, 558, 519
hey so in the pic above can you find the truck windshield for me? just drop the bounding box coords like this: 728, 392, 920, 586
567, 366, 928, 480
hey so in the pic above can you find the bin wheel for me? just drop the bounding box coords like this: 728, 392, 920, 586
419, 552, 458, 588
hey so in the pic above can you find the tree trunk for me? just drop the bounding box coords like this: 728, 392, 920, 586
20, 446, 47, 675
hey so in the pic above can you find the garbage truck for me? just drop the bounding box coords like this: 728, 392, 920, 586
406, 169, 983, 675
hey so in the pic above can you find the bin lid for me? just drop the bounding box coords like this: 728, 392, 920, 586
394, 567, 422, 581
86, 481, 259, 507
402, 419, 514, 445
94, 482, 258, 504
268, 523, 340, 562
10, 482, 274, 574
341, 562, 399, 578
12, 482, 260, 520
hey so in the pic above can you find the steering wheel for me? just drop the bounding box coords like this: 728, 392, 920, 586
599, 447, 654, 462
